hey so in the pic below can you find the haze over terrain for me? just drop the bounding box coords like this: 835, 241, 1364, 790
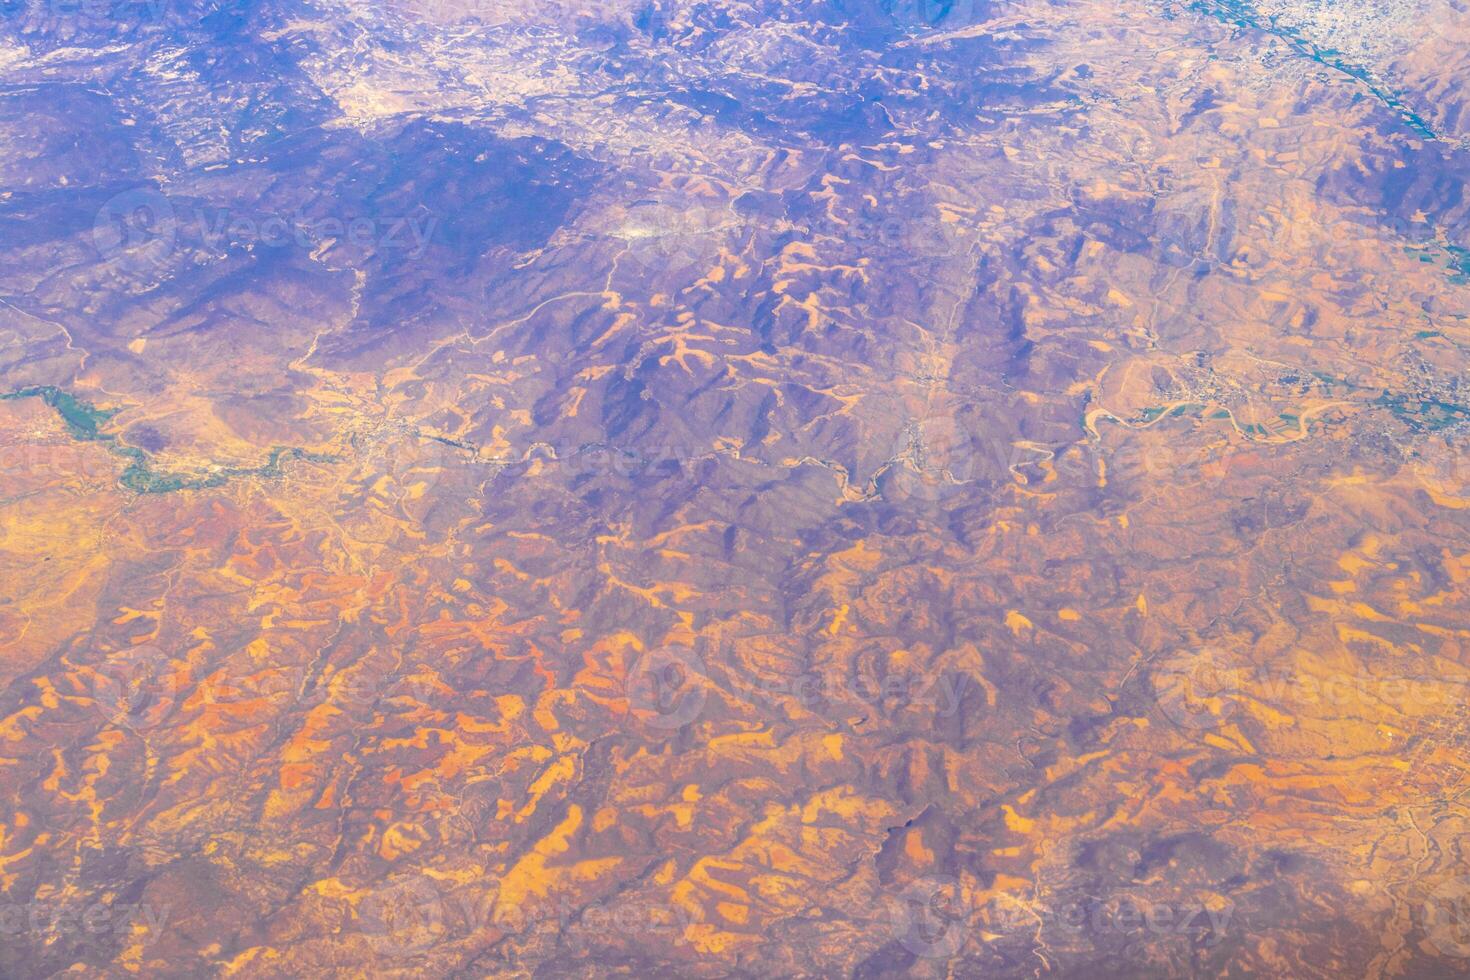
1, 0, 1470, 975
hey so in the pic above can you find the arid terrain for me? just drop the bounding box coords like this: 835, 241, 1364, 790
1, 0, 1469, 975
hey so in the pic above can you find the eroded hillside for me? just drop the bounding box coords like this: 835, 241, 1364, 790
1, 0, 1469, 975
